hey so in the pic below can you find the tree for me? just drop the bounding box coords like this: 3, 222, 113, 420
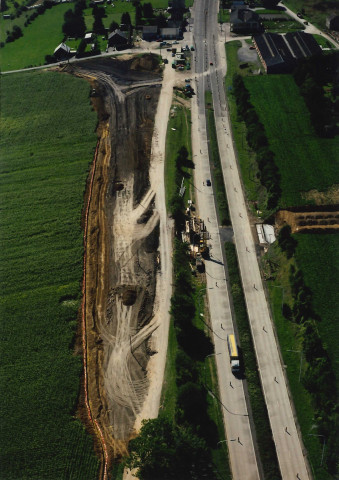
121, 11, 131, 25
93, 15, 105, 34
126, 417, 217, 480
143, 2, 153, 17
62, 9, 86, 38
262, 0, 280, 7
109, 20, 119, 32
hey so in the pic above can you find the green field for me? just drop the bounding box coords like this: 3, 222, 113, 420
294, 234, 339, 382
0, 3, 70, 71
0, 70, 99, 479
244, 74, 339, 207
283, 0, 338, 30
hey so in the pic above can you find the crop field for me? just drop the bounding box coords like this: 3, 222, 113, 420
244, 74, 339, 207
294, 234, 339, 383
0, 3, 70, 71
0, 70, 99, 479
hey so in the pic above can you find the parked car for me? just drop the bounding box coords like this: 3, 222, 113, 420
206, 179, 211, 186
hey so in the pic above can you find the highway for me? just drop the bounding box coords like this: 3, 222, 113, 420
189, 0, 312, 479
189, 0, 261, 479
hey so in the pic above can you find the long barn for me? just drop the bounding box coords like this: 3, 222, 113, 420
253, 31, 321, 73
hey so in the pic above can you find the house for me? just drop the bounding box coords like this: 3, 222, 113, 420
253, 32, 321, 73
53, 42, 71, 60
142, 25, 158, 41
159, 27, 181, 39
230, 7, 261, 33
108, 29, 130, 49
326, 14, 339, 31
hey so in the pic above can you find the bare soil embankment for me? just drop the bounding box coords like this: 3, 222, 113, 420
64, 55, 163, 468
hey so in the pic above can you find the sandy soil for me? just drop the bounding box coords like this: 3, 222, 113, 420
63, 54, 174, 472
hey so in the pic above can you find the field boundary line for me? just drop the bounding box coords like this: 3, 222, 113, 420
81, 139, 109, 480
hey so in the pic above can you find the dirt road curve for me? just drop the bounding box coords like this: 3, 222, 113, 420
66, 55, 173, 468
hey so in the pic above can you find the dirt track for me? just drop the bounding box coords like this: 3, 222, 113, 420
65, 56, 166, 466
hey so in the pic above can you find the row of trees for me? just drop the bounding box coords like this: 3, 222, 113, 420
126, 147, 217, 479
233, 74, 281, 210
293, 52, 339, 138
278, 230, 338, 475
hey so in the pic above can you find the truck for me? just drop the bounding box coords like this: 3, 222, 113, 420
227, 334, 240, 374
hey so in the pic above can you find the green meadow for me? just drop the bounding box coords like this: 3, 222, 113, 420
0, 3, 71, 71
244, 74, 339, 207
0, 70, 99, 479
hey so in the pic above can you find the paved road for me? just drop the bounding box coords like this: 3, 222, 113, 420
196, 6, 313, 480
189, 1, 261, 479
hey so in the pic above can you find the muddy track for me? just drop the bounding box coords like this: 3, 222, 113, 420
66, 57, 163, 466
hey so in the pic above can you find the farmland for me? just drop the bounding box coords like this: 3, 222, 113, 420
244, 74, 339, 207
0, 70, 99, 479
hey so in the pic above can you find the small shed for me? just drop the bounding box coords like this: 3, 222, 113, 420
84, 32, 94, 42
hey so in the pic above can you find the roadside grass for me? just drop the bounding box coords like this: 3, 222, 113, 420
218, 9, 230, 23
164, 103, 193, 209
224, 242, 281, 480
225, 41, 266, 212
0, 70, 99, 479
313, 33, 335, 49
0, 3, 70, 71
243, 74, 339, 207
205, 90, 231, 225
265, 244, 334, 480
160, 316, 179, 419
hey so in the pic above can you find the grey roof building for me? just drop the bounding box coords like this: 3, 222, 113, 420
108, 29, 130, 48
53, 42, 71, 59
230, 7, 261, 33
142, 25, 158, 40
253, 32, 321, 73
160, 27, 181, 39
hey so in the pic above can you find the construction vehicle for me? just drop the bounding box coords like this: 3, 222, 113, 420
227, 334, 240, 374
196, 252, 204, 272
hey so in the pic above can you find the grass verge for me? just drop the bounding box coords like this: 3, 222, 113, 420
224, 242, 281, 480
0, 69, 99, 479
225, 41, 265, 212
205, 90, 231, 225
164, 103, 193, 209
